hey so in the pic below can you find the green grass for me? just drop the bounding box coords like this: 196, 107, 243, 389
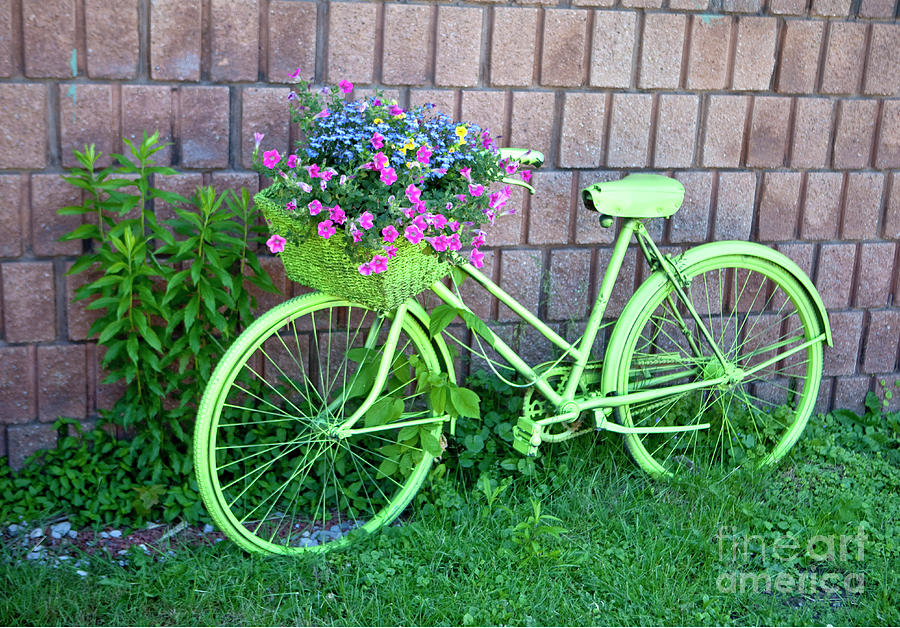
3, 409, 899, 626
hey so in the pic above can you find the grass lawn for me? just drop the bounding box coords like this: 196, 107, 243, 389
2, 407, 899, 626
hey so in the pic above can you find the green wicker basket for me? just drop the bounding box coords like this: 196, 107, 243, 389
256, 189, 450, 312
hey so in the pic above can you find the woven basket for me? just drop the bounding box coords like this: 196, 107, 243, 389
256, 189, 450, 312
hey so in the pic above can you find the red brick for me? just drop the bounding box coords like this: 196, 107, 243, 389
0, 0, 13, 77
241, 87, 291, 168
575, 170, 618, 245
887, 173, 900, 239
122, 85, 174, 165
824, 310, 863, 376
776, 21, 824, 94
435, 7, 483, 88
863, 310, 900, 373
832, 374, 869, 411
746, 96, 791, 168
210, 172, 259, 198
638, 13, 687, 89
37, 345, 86, 421
30, 174, 81, 256
541, 9, 588, 87
864, 24, 900, 97
0, 175, 24, 257
150, 0, 201, 81
757, 172, 801, 241
498, 249, 542, 321
622, 0, 663, 7
2, 262, 55, 342
327, 2, 376, 84
59, 84, 117, 169
84, 0, 139, 79
408, 90, 454, 118
267, 1, 317, 83
776, 242, 815, 278
731, 17, 777, 91
529, 170, 572, 245
0, 84, 47, 168
668, 0, 710, 7
490, 8, 538, 87
791, 98, 833, 169
548, 249, 592, 320
702, 95, 748, 168
607, 93, 651, 168
596, 247, 637, 317
65, 262, 101, 341
842, 172, 884, 240
714, 172, 755, 241
456, 250, 496, 321
7, 422, 57, 469
383, 4, 432, 86
820, 22, 866, 95
573, 0, 616, 6
801, 172, 843, 240
482, 184, 525, 247
769, 0, 808, 14
833, 100, 878, 168
654, 94, 699, 168
876, 101, 900, 169
670, 171, 712, 243
816, 243, 856, 308
559, 92, 606, 168
810, 0, 852, 15
856, 242, 896, 307
686, 15, 732, 90
153, 173, 202, 226
859, 0, 895, 17
22, 0, 75, 78
589, 10, 636, 89
210, 0, 258, 82
0, 346, 35, 424
510, 91, 555, 158
460, 91, 507, 148
180, 86, 229, 169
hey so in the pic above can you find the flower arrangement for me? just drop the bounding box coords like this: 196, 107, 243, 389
252, 71, 532, 280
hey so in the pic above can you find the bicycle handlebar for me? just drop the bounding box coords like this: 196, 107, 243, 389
498, 147, 544, 168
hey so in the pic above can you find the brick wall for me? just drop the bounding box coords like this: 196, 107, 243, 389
0, 0, 898, 466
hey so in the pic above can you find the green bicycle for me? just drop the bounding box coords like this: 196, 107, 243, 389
194, 148, 832, 554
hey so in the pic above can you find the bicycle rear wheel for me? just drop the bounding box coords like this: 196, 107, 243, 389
604, 247, 826, 476
194, 293, 447, 554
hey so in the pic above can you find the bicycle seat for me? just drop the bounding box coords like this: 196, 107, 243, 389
581, 174, 684, 219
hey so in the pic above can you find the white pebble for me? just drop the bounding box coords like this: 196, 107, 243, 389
76, 570, 88, 577
26, 552, 43, 560
7, 524, 21, 536
68, 530, 77, 539
29, 527, 43, 539
117, 549, 128, 555
51, 522, 72, 537
109, 530, 122, 538
58, 555, 70, 561
99, 531, 109, 539
202, 524, 214, 534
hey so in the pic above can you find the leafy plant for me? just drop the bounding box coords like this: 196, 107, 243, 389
26, 132, 278, 524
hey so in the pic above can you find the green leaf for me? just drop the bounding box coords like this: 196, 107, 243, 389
376, 458, 398, 479
429, 305, 459, 338
460, 310, 492, 341
429, 384, 447, 415
450, 386, 481, 418
420, 429, 443, 457
59, 223, 101, 241
397, 425, 419, 441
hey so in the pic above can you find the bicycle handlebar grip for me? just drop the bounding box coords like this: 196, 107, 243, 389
498, 147, 545, 168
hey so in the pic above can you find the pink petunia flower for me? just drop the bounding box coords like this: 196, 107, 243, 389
429, 235, 450, 252
382, 225, 399, 243
289, 67, 302, 80
449, 220, 460, 232
266, 234, 286, 254
471, 231, 486, 248
489, 186, 512, 210
448, 233, 462, 251
370, 131, 384, 149
263, 149, 281, 168
370, 256, 388, 274
416, 145, 433, 165
298, 181, 312, 193
373, 152, 389, 171
468, 183, 484, 197
380, 167, 397, 186
505, 161, 519, 176
405, 184, 421, 204
383, 245, 397, 258
351, 228, 362, 243
430, 213, 448, 230
358, 261, 373, 276
469, 247, 485, 268
286, 154, 298, 169
404, 225, 424, 244
318, 220, 336, 239
388, 105, 403, 116
338, 79, 353, 94
455, 194, 467, 203
253, 132, 265, 149
520, 170, 532, 183
308, 199, 323, 215
459, 167, 471, 181
285, 199, 297, 212
329, 205, 346, 225
307, 164, 321, 178
412, 215, 428, 232
359, 211, 374, 230
314, 108, 330, 119
319, 169, 335, 182
402, 206, 416, 219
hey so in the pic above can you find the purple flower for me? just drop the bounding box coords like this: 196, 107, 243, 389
429, 213, 448, 230
370, 256, 388, 274
253, 132, 264, 149
521, 170, 532, 183
471, 231, 486, 248
266, 234, 286, 253
287, 154, 298, 169
263, 150, 281, 168
329, 205, 346, 224
318, 219, 336, 239
359, 211, 374, 230
448, 233, 462, 251
370, 131, 384, 149
382, 225, 399, 243
314, 108, 330, 119
373, 152, 389, 171
338, 79, 353, 94
351, 228, 362, 243
298, 181, 312, 193
504, 161, 519, 176
289, 67, 302, 80
380, 167, 397, 186
308, 199, 323, 215
459, 167, 471, 181
307, 164, 321, 178
389, 105, 403, 116
285, 199, 297, 212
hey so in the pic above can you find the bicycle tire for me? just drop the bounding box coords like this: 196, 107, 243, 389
602, 245, 826, 476
194, 292, 446, 554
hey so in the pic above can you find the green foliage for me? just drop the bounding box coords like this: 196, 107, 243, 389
0, 133, 278, 526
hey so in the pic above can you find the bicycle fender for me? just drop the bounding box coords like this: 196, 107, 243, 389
671, 241, 832, 347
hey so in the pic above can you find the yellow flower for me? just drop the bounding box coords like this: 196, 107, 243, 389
374, 118, 383, 124
404, 139, 415, 151
455, 125, 467, 139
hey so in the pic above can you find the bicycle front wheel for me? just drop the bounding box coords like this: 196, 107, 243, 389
194, 293, 447, 554
604, 247, 826, 476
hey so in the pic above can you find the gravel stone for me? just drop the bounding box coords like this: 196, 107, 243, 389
51, 522, 72, 537
68, 530, 77, 538
109, 530, 122, 538
76, 570, 88, 577
202, 524, 214, 534
29, 527, 43, 538
8, 524, 21, 536
26, 552, 43, 560
99, 531, 109, 538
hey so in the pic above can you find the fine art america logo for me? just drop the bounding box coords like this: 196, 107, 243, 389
714, 526, 867, 595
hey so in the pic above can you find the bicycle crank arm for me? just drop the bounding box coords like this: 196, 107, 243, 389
595, 414, 710, 434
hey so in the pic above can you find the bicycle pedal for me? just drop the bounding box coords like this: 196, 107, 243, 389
512, 416, 542, 457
